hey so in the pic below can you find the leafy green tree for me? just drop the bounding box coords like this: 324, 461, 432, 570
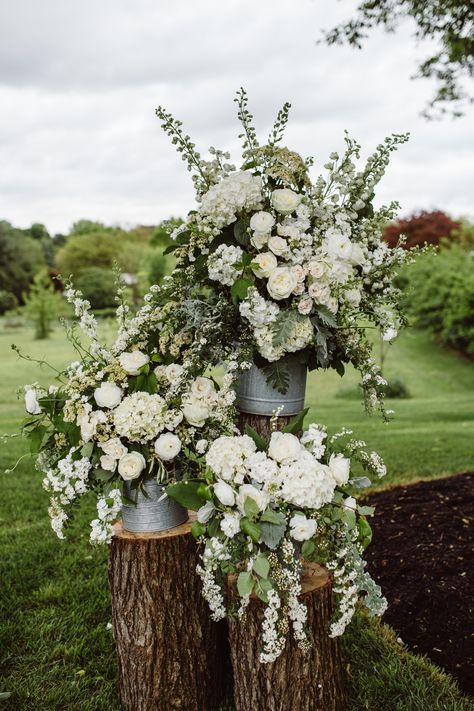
75, 267, 117, 310
0, 290, 18, 315
22, 273, 66, 339
150, 218, 183, 248
321, 1, 474, 118
0, 221, 45, 302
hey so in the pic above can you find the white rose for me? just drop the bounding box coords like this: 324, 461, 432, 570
182, 399, 211, 427
298, 297, 313, 315
250, 232, 269, 250
165, 363, 184, 382
328, 453, 351, 486
268, 431, 302, 463
252, 251, 278, 278
100, 454, 117, 472
250, 211, 275, 234
214, 480, 236, 506
267, 268, 298, 300
349, 243, 366, 266
154, 433, 182, 461
118, 452, 146, 480
268, 235, 289, 258
100, 437, 128, 459
290, 514, 318, 542
308, 282, 331, 304
307, 260, 327, 279
293, 282, 305, 296
272, 188, 301, 214
345, 288, 362, 308
119, 350, 150, 375
291, 264, 306, 283
154, 365, 167, 380
237, 484, 269, 514
190, 377, 216, 400
94, 382, 123, 409
25, 388, 41, 415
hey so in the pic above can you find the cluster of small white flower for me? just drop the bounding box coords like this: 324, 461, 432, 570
43, 450, 92, 539
207, 244, 244, 286
196, 563, 227, 621
90, 489, 122, 544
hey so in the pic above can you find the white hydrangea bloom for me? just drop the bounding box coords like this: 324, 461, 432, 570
205, 435, 256, 483
113, 391, 166, 442
199, 171, 263, 229
207, 244, 244, 286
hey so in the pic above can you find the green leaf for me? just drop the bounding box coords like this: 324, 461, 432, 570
341, 507, 357, 530
197, 483, 213, 501
272, 310, 306, 348
358, 517, 373, 548
244, 496, 260, 521
261, 360, 289, 395
191, 520, 206, 539
259, 520, 286, 549
301, 540, 316, 559
253, 555, 270, 579
240, 517, 261, 542
230, 277, 253, 301
237, 571, 254, 597
81, 442, 94, 458
26, 424, 48, 453
234, 219, 250, 246
358, 504, 375, 516
0, 693, 12, 700
166, 480, 204, 510
162, 243, 180, 255
254, 581, 269, 603
207, 517, 221, 538
282, 407, 309, 435
316, 306, 338, 328
260, 508, 286, 525
128, 372, 158, 394
244, 424, 268, 452
91, 467, 114, 482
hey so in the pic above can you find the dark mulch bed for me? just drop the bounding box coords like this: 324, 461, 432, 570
366, 473, 474, 695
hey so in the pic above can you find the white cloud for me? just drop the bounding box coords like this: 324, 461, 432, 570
0, 0, 472, 233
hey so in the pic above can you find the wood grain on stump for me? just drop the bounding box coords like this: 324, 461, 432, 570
238, 411, 294, 439
228, 562, 346, 711
108, 516, 232, 711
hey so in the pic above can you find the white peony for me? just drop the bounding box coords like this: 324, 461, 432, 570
252, 251, 278, 278
214, 480, 236, 506
154, 433, 182, 461
119, 350, 150, 375
328, 453, 351, 486
182, 398, 211, 427
236, 484, 269, 514
165, 363, 184, 382
94, 382, 123, 409
267, 267, 298, 300
118, 452, 146, 480
100, 454, 117, 472
250, 211, 275, 234
190, 377, 216, 401
100, 438, 128, 459
268, 431, 302, 463
272, 188, 301, 214
268, 235, 289, 258
25, 387, 42, 415
289, 514, 318, 542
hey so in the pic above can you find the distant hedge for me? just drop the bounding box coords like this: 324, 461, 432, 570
404, 244, 474, 357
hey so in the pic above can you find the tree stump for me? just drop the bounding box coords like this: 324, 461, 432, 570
228, 563, 346, 711
108, 517, 232, 711
238, 411, 293, 439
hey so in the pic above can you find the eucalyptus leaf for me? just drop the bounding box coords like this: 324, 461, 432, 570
358, 504, 375, 516
259, 520, 286, 549
350, 477, 372, 489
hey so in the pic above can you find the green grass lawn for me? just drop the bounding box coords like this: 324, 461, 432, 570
1, 321, 473, 710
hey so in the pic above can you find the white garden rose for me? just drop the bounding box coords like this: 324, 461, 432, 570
271, 188, 301, 214
252, 252, 278, 278
154, 433, 182, 461
291, 264, 306, 283
323, 231, 353, 261
100, 454, 117, 472
298, 296, 313, 315
190, 377, 216, 401
293, 283, 305, 296
289, 514, 318, 541
267, 267, 298, 300
118, 452, 146, 480
99, 437, 128, 459
94, 381, 123, 409
328, 453, 351, 486
25, 387, 41, 415
308, 282, 331, 305
268, 235, 289, 258
165, 363, 184, 382
214, 480, 236, 506
382, 327, 398, 342
182, 399, 211, 427
119, 350, 150, 375
236, 484, 269, 514
307, 260, 327, 279
250, 211, 275, 234
250, 232, 269, 250
268, 431, 302, 463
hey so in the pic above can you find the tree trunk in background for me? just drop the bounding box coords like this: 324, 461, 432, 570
228, 563, 346, 711
108, 519, 232, 711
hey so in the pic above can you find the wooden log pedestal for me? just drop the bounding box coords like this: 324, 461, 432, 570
228, 562, 346, 711
108, 515, 231, 711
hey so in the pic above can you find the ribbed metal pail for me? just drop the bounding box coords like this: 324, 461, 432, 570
121, 478, 188, 533
236, 357, 307, 416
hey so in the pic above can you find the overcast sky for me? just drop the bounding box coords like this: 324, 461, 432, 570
0, 0, 472, 235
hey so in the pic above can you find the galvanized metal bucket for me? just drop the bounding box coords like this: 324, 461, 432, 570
236, 356, 307, 416
121, 477, 188, 533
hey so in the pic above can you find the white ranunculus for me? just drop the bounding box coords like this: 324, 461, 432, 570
272, 188, 301, 214
298, 296, 313, 315
119, 350, 150, 375
154, 433, 182, 461
268, 235, 289, 258
268, 431, 302, 463
252, 251, 278, 278
345, 288, 362, 308
323, 231, 353, 261
25, 388, 41, 415
250, 210, 275, 234
328, 453, 351, 486
190, 376, 216, 401
100, 437, 128, 459
94, 382, 123, 409
165, 363, 184, 382
267, 267, 298, 300
214, 480, 236, 506
349, 243, 366, 266
118, 452, 146, 480
289, 514, 318, 541
251, 232, 269, 250
100, 454, 117, 472
236, 484, 268, 514
182, 399, 211, 427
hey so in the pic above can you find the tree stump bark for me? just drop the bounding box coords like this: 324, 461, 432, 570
238, 411, 293, 439
228, 563, 346, 711
108, 517, 232, 711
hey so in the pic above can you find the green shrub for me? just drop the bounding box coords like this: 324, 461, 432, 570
75, 267, 116, 310
0, 290, 18, 315
22, 274, 66, 339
